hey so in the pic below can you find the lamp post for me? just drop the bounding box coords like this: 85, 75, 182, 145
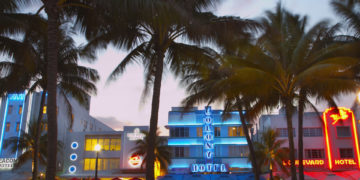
94, 144, 101, 180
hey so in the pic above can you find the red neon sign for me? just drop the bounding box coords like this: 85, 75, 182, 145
282, 160, 325, 166
323, 107, 360, 170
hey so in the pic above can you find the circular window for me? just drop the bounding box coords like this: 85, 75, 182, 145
71, 142, 78, 150
70, 153, 77, 161
69, 165, 76, 173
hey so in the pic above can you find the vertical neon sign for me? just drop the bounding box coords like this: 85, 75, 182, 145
204, 106, 214, 163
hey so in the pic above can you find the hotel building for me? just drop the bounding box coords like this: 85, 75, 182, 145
165, 106, 254, 179
258, 107, 360, 178
0, 91, 112, 179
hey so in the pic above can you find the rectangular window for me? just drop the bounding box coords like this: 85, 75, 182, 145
16, 122, 20, 132
18, 105, 22, 114
7, 105, 13, 114
228, 126, 244, 137
173, 147, 189, 157
229, 145, 249, 157
43, 106, 47, 114
5, 122, 10, 132
215, 145, 221, 157
215, 127, 221, 137
171, 127, 190, 137
337, 126, 351, 137
303, 128, 322, 137
277, 128, 296, 137
85, 137, 121, 151
196, 127, 202, 137
340, 148, 354, 158
305, 149, 325, 159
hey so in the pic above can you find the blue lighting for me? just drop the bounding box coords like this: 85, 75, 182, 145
214, 138, 247, 145
191, 163, 227, 173
8, 93, 25, 101
229, 163, 252, 168
168, 138, 203, 146
69, 165, 76, 173
0, 98, 9, 155
15, 94, 26, 157
169, 164, 190, 169
70, 153, 77, 161
71, 142, 78, 149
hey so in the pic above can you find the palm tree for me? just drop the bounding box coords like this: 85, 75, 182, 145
132, 130, 171, 175
1, 24, 99, 179
75, 1, 258, 179
2, 121, 62, 175
331, 0, 360, 39
253, 129, 289, 180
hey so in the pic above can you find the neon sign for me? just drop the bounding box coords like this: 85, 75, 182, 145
127, 128, 145, 141
282, 160, 325, 166
8, 93, 25, 101
191, 164, 227, 173
323, 107, 360, 170
0, 158, 16, 170
128, 154, 143, 168
191, 106, 227, 173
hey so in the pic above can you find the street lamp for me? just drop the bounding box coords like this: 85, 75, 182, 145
94, 144, 101, 180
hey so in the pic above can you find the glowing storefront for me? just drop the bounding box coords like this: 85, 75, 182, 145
167, 106, 252, 174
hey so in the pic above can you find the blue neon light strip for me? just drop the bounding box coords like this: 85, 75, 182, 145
229, 163, 252, 168
15, 94, 26, 157
168, 137, 247, 145
0, 98, 9, 155
214, 138, 247, 145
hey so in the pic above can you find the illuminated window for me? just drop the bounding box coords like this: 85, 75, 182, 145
340, 148, 354, 158
215, 127, 221, 137
7, 105, 13, 114
196, 127, 202, 137
336, 126, 351, 137
228, 126, 244, 137
170, 127, 189, 137
85, 137, 121, 151
5, 123, 10, 132
18, 105, 23, 114
83, 158, 119, 171
305, 149, 324, 159
16, 122, 20, 132
43, 106, 47, 114
173, 147, 189, 157
303, 128, 322, 137
277, 128, 295, 137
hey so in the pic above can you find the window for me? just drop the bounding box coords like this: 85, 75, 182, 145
277, 128, 295, 137
16, 122, 20, 132
83, 158, 120, 171
303, 128, 322, 137
340, 148, 354, 158
5, 123, 10, 132
196, 127, 202, 137
7, 105, 13, 114
215, 145, 221, 157
170, 127, 189, 137
215, 127, 221, 137
337, 126, 351, 137
305, 149, 325, 159
229, 145, 249, 157
43, 106, 47, 114
173, 147, 189, 157
85, 137, 121, 151
18, 105, 22, 114
228, 126, 244, 137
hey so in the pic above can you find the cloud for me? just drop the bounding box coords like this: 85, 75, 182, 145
95, 116, 134, 131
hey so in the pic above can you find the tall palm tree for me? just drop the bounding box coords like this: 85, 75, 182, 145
132, 130, 171, 174
253, 129, 289, 180
76, 1, 258, 179
2, 121, 62, 174
331, 0, 360, 39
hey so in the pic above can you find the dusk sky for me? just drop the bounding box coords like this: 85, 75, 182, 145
77, 0, 350, 134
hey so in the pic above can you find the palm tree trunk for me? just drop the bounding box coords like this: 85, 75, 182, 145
270, 168, 273, 180
285, 98, 297, 180
146, 51, 164, 180
44, 0, 59, 179
298, 89, 306, 180
236, 99, 260, 180
32, 90, 46, 180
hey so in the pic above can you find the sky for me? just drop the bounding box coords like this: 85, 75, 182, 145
75, 0, 351, 134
